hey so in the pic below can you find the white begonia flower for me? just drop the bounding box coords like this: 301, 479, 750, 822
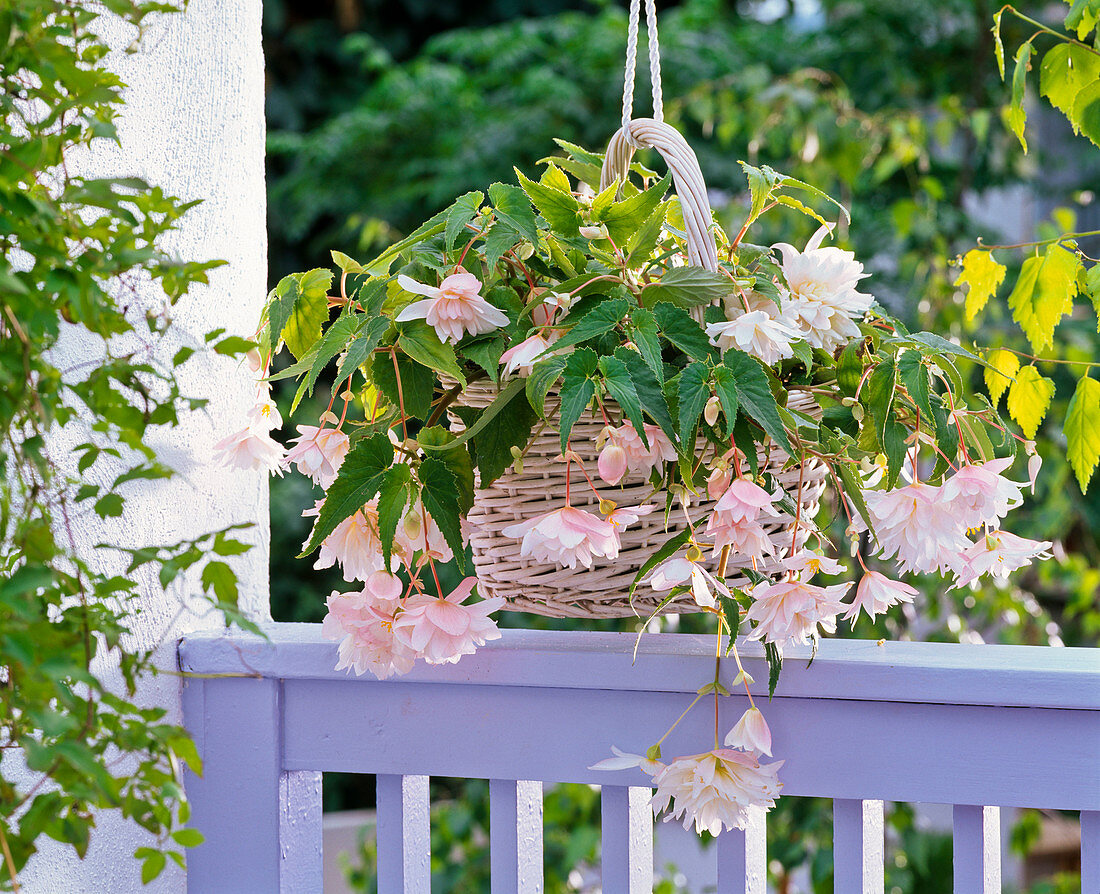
395, 271, 509, 344
705, 310, 799, 366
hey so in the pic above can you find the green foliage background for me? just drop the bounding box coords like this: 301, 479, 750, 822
261, 1, 1097, 891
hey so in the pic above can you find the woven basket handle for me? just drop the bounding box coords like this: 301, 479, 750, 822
599, 120, 719, 273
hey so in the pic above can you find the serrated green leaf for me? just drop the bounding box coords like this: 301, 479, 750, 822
397, 320, 466, 386
269, 269, 332, 359
599, 355, 646, 441
489, 181, 539, 244
419, 457, 466, 572
547, 297, 630, 354
1065, 375, 1100, 490
1065, 0, 1100, 39
627, 201, 669, 265
629, 307, 664, 384
642, 266, 734, 309
653, 302, 715, 362
540, 162, 572, 193
331, 250, 364, 274
366, 210, 448, 275
1009, 245, 1079, 353
597, 173, 671, 245
336, 316, 390, 383
897, 350, 933, 421
984, 348, 1020, 406
677, 362, 711, 449
377, 463, 412, 569
956, 249, 1006, 321
711, 367, 741, 437
465, 382, 537, 487
301, 434, 394, 554
559, 348, 598, 451
722, 350, 793, 453
369, 350, 434, 420
1040, 44, 1100, 134
836, 339, 864, 396
526, 355, 568, 417
200, 560, 238, 606
1073, 79, 1100, 148
1007, 365, 1055, 438
1008, 41, 1035, 153
515, 168, 582, 237
418, 426, 476, 512
615, 347, 677, 445
444, 190, 484, 249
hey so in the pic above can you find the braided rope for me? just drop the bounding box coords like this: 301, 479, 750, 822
621, 0, 664, 147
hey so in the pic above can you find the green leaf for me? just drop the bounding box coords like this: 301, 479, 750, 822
984, 348, 1020, 407
627, 202, 669, 266
465, 382, 538, 487
764, 642, 783, 697
212, 335, 256, 357
720, 350, 793, 453
397, 319, 466, 385
629, 307, 665, 384
615, 347, 677, 444
331, 250, 364, 274
540, 163, 572, 193
515, 168, 581, 237
548, 297, 630, 353
836, 340, 864, 396
1007, 365, 1055, 438
301, 434, 394, 555
897, 350, 933, 421
1008, 41, 1035, 153
377, 463, 412, 569
489, 181, 539, 245
141, 851, 167, 884
1073, 79, 1100, 148
1008, 245, 1080, 353
445, 190, 484, 249
653, 302, 715, 362
1065, 0, 1100, 40
336, 316, 390, 383
419, 456, 466, 572
201, 561, 239, 606
171, 828, 204, 848
420, 378, 529, 452
1065, 375, 1100, 491
418, 426, 476, 512
365, 209, 448, 275
94, 493, 124, 518
863, 357, 897, 447
460, 335, 507, 385
597, 173, 671, 245
559, 348, 598, 452
992, 6, 1006, 78
642, 266, 734, 309
269, 268, 332, 359
722, 596, 740, 650
955, 249, 1006, 321
369, 351, 434, 420
1087, 263, 1100, 330
836, 460, 876, 539
526, 355, 569, 417
711, 366, 741, 437
739, 162, 782, 229
677, 362, 711, 449
599, 355, 646, 440
1039, 44, 1100, 135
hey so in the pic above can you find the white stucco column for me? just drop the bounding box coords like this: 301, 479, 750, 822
19, 2, 268, 891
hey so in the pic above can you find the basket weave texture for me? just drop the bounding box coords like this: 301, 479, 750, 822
452, 382, 827, 618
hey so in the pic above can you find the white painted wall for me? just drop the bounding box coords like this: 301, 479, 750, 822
18, 2, 268, 891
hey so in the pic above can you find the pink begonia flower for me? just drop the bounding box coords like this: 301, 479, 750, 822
597, 438, 629, 485
714, 478, 781, 526
863, 482, 970, 575
940, 457, 1024, 529
745, 578, 851, 649
705, 310, 799, 366
707, 464, 733, 500
842, 571, 918, 622
773, 225, 873, 353
285, 424, 351, 488
500, 331, 558, 378
651, 748, 784, 835
647, 556, 730, 609
599, 423, 677, 478
953, 530, 1052, 587
706, 515, 780, 560
305, 499, 388, 582
391, 577, 505, 665
321, 587, 415, 679
502, 505, 619, 569
782, 552, 846, 580
395, 271, 508, 344
725, 707, 773, 757
246, 393, 283, 432
213, 426, 286, 475
606, 503, 655, 531
393, 499, 453, 567
589, 746, 663, 775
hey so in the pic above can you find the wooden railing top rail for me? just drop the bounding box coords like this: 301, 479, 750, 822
180, 623, 1100, 710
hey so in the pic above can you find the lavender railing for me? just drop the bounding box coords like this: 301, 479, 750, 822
179, 625, 1099, 893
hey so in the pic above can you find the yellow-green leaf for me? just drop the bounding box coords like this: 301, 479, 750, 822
1007, 41, 1035, 152
956, 249, 1006, 321
1065, 375, 1100, 490
1039, 44, 1100, 134
1073, 79, 1100, 149
992, 7, 1006, 79
1008, 244, 1080, 352
1007, 365, 1055, 438
984, 348, 1020, 406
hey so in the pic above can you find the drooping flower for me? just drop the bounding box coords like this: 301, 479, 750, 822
599, 423, 678, 477
285, 424, 351, 488
774, 225, 873, 353
705, 310, 799, 366
725, 707, 773, 757
605, 503, 656, 532
940, 457, 1024, 529
705, 477, 783, 561
744, 578, 851, 649
706, 515, 781, 561
651, 748, 784, 835
782, 551, 846, 580
500, 331, 558, 378
322, 587, 415, 679
246, 393, 283, 432
306, 499, 388, 582
863, 482, 970, 575
589, 746, 663, 775
395, 271, 509, 344
953, 530, 1053, 588
213, 426, 286, 474
714, 478, 781, 526
647, 555, 730, 609
393, 499, 454, 567
502, 505, 619, 569
391, 577, 505, 665
597, 438, 629, 486
842, 571, 918, 622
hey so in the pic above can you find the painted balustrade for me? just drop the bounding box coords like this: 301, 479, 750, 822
179, 625, 1099, 893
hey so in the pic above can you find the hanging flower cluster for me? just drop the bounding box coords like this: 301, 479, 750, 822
223, 143, 1052, 838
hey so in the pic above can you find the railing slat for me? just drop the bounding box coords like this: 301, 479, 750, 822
490, 779, 544, 893
716, 805, 767, 893
278, 770, 323, 893
1082, 810, 1099, 894
376, 774, 431, 893
952, 805, 1000, 894
601, 785, 653, 894
833, 799, 884, 894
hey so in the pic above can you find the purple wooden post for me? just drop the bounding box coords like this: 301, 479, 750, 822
716, 805, 767, 894
952, 805, 1000, 894
1082, 811, 1100, 894
279, 770, 323, 892
833, 799, 884, 893
184, 676, 294, 893
490, 780, 543, 893
601, 786, 653, 893
376, 774, 431, 893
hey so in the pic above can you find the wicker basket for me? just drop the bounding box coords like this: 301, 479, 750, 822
454, 117, 826, 617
